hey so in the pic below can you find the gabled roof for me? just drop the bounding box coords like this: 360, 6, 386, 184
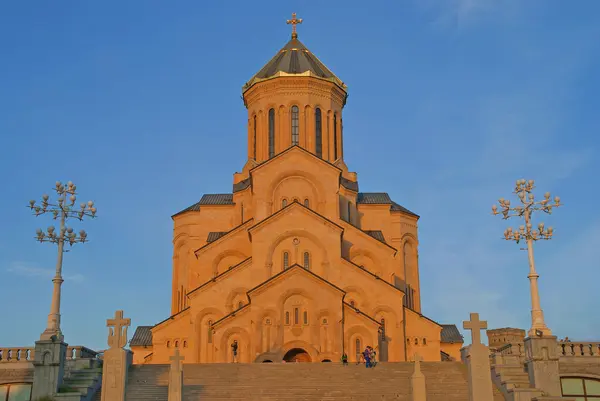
243, 37, 346, 94
172, 193, 235, 218
249, 145, 342, 176
357, 192, 419, 218
130, 326, 153, 347
441, 324, 464, 343
233, 177, 252, 193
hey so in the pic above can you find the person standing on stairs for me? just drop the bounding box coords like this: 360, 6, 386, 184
363, 347, 372, 368
231, 340, 239, 363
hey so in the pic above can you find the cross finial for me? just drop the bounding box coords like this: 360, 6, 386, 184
106, 310, 131, 349
286, 12, 303, 39
463, 312, 488, 345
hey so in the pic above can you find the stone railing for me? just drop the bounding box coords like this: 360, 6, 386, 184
0, 345, 99, 363
558, 341, 600, 357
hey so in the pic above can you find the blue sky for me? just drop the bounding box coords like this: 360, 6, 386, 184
1, 1, 599, 350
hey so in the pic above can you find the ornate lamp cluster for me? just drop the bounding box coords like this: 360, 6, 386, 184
29, 181, 96, 246
492, 179, 561, 244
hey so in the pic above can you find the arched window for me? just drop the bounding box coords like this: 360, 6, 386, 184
283, 252, 289, 269
167, 341, 171, 348
183, 341, 188, 348
238, 301, 243, 309
294, 307, 299, 325
561, 377, 600, 399
303, 198, 309, 208
282, 199, 287, 208
414, 338, 419, 345
175, 341, 179, 348
268, 108, 275, 158
291, 105, 299, 146
315, 108, 322, 158
207, 320, 213, 343
380, 318, 386, 340
350, 300, 355, 308
355, 338, 361, 355
333, 112, 338, 160
285, 311, 290, 325
253, 115, 257, 159
422, 338, 427, 345
303, 311, 308, 325
303, 252, 310, 269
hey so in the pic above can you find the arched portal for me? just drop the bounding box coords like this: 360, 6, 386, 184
283, 348, 311, 362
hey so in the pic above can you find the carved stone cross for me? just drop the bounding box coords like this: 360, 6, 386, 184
463, 312, 487, 345
170, 348, 184, 370
106, 310, 131, 349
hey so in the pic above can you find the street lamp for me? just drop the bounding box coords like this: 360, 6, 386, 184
29, 181, 97, 341
492, 179, 561, 337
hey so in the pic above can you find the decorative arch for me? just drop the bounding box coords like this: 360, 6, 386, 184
349, 248, 382, 276
343, 285, 369, 310
278, 340, 320, 362
266, 229, 329, 270
194, 307, 224, 363
268, 170, 325, 213
225, 287, 250, 311
217, 326, 252, 363
211, 249, 248, 276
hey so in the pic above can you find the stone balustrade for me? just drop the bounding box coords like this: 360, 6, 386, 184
558, 341, 600, 357
0, 345, 99, 363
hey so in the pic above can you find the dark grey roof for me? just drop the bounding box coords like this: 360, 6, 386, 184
243, 37, 346, 92
356, 192, 418, 217
199, 194, 234, 205
207, 232, 227, 243
233, 177, 252, 193
441, 324, 464, 343
340, 176, 359, 192
172, 201, 201, 218
130, 326, 153, 347
364, 230, 386, 243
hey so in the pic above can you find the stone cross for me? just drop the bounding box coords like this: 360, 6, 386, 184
411, 352, 427, 401
413, 353, 423, 374
168, 348, 185, 401
107, 310, 131, 349
463, 312, 487, 345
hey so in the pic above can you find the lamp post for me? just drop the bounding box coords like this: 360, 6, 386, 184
492, 179, 561, 337
29, 181, 97, 341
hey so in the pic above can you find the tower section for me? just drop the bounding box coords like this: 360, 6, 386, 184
242, 27, 348, 164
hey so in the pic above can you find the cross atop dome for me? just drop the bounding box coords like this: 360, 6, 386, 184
286, 12, 303, 39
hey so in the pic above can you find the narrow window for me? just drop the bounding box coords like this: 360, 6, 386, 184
380, 318, 386, 340
283, 252, 289, 269
285, 311, 290, 325
207, 320, 213, 343
350, 300, 355, 308
423, 338, 427, 345
414, 338, 419, 345
303, 311, 308, 325
333, 112, 338, 160
355, 338, 361, 355
167, 341, 171, 348
175, 341, 179, 348
268, 108, 275, 158
303, 198, 309, 208
282, 199, 287, 208
241, 202, 244, 223
183, 341, 187, 348
347, 201, 352, 222
315, 108, 322, 158
238, 301, 243, 309
253, 115, 257, 159
291, 105, 299, 146
294, 307, 299, 324
303, 252, 310, 269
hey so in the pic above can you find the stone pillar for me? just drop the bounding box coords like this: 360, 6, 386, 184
101, 310, 133, 401
524, 336, 562, 396
168, 348, 185, 401
411, 353, 427, 401
461, 313, 494, 401
31, 337, 68, 399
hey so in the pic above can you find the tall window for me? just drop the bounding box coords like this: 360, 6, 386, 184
561, 377, 600, 399
303, 252, 310, 270
333, 112, 338, 160
380, 318, 386, 340
282, 199, 287, 208
285, 311, 290, 325
303, 198, 309, 208
294, 307, 299, 324
355, 338, 361, 355
207, 320, 213, 343
291, 105, 299, 146
315, 108, 322, 158
303, 311, 308, 325
283, 252, 289, 269
268, 108, 275, 158
253, 115, 257, 159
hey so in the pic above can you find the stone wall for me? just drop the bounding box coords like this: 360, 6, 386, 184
0, 367, 34, 385
560, 358, 600, 377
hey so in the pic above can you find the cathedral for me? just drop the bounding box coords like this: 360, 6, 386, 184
129, 16, 463, 364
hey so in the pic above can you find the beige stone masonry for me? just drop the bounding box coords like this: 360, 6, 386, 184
168, 348, 184, 401
411, 353, 426, 401
462, 313, 494, 401
101, 310, 132, 401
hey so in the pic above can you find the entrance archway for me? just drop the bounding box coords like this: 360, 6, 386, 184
283, 348, 311, 362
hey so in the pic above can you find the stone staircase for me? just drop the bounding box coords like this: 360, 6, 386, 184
490, 346, 544, 401
123, 362, 506, 401
54, 358, 103, 401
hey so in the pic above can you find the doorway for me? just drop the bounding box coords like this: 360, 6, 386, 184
283, 348, 311, 362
